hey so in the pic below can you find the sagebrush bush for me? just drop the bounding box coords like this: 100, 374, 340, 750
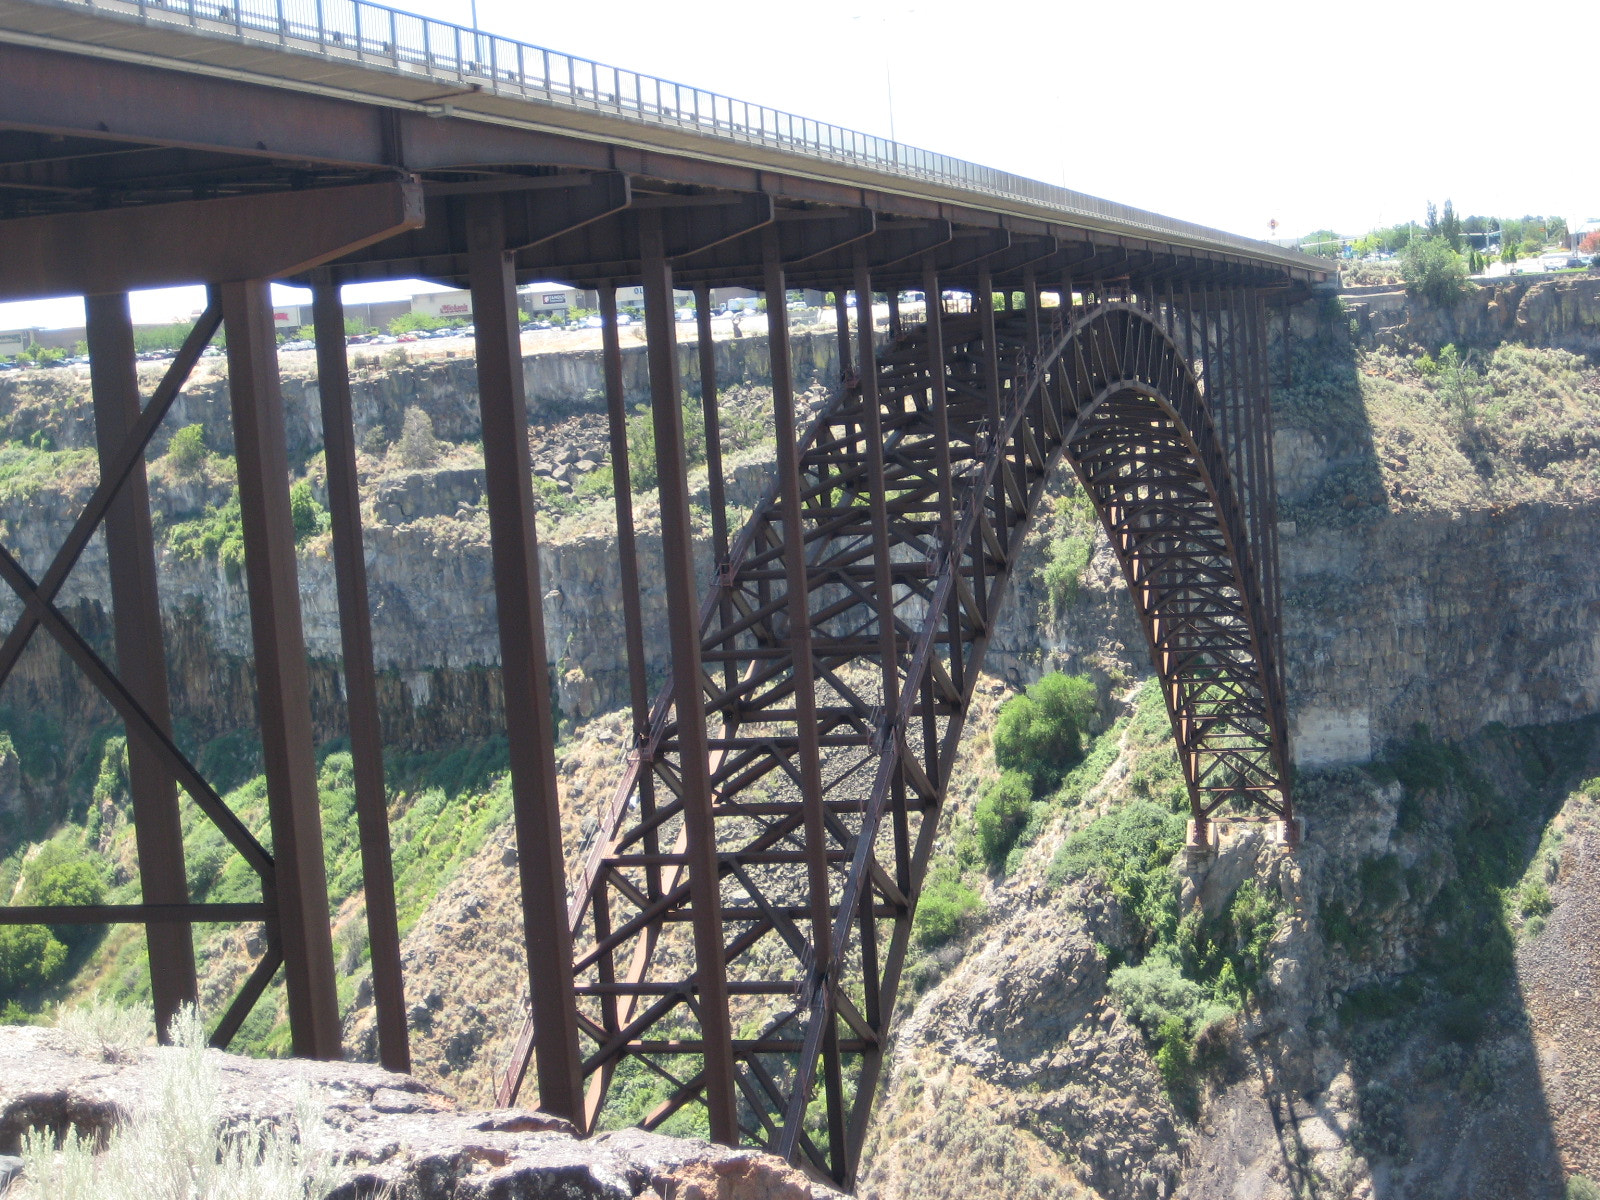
15, 1006, 350, 1200
57, 995, 151, 1063
396, 405, 440, 468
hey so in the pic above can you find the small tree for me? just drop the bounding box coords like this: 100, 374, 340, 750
166, 423, 208, 478
1400, 237, 1469, 306
289, 481, 325, 542
1579, 232, 1600, 255
1440, 199, 1462, 251
397, 405, 440, 468
993, 672, 1097, 788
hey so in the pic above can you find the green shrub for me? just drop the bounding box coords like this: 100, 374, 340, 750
993, 673, 1096, 787
20, 1005, 346, 1199
0, 924, 67, 996
1108, 953, 1229, 1114
914, 872, 983, 948
1049, 800, 1184, 950
1042, 535, 1092, 613
1400, 236, 1469, 306
625, 395, 706, 492
288, 481, 325, 542
973, 769, 1034, 868
1107, 954, 1209, 1035
165, 491, 246, 574
1153, 1015, 1195, 1101
1567, 1177, 1600, 1200
573, 463, 615, 502
1351, 1080, 1407, 1158
23, 845, 106, 951
1518, 879, 1552, 918
166, 424, 208, 478
1175, 880, 1281, 1007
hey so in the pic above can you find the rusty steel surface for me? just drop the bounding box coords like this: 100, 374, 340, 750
85, 292, 199, 1040
468, 195, 585, 1120
221, 278, 342, 1059
312, 273, 410, 1075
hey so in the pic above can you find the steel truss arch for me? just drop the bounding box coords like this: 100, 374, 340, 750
501, 297, 1292, 1187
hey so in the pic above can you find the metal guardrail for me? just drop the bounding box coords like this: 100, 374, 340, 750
25, 0, 1322, 269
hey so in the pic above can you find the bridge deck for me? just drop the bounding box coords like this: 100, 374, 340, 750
0, 0, 1330, 278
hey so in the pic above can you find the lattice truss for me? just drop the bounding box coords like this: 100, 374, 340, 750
507, 298, 1290, 1182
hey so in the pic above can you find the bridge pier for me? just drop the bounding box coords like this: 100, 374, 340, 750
310, 275, 410, 1075
220, 279, 342, 1060
85, 291, 199, 1040
468, 197, 584, 1122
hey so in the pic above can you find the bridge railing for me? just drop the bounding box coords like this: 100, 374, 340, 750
35, 0, 1319, 267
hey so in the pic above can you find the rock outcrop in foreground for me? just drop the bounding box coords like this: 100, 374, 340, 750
0, 1025, 842, 1200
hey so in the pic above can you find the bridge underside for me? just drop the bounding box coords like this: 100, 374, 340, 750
0, 21, 1322, 1190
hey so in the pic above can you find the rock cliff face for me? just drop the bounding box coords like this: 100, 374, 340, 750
1343, 276, 1600, 359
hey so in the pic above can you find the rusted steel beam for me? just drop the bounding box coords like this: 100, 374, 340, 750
467, 195, 584, 1121
319, 173, 630, 285
0, 903, 268, 924
220, 278, 341, 1060
508, 194, 774, 285
847, 248, 902, 1181
84, 292, 198, 1041
835, 289, 853, 378
311, 273, 409, 1075
0, 180, 423, 302
669, 206, 876, 285
598, 285, 655, 746
638, 206, 738, 1144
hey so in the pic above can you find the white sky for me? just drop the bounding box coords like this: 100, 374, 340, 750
4, 0, 1595, 330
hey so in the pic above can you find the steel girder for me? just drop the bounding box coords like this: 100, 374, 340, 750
499, 296, 1292, 1185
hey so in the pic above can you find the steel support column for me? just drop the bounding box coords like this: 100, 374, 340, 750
310, 274, 409, 1074
467, 196, 583, 1120
599, 285, 655, 747
639, 207, 739, 1144
85, 291, 198, 1039
219, 279, 340, 1059
765, 224, 841, 1171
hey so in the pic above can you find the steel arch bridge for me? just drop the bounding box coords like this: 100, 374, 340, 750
499, 290, 1295, 1184
0, 0, 1329, 1191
